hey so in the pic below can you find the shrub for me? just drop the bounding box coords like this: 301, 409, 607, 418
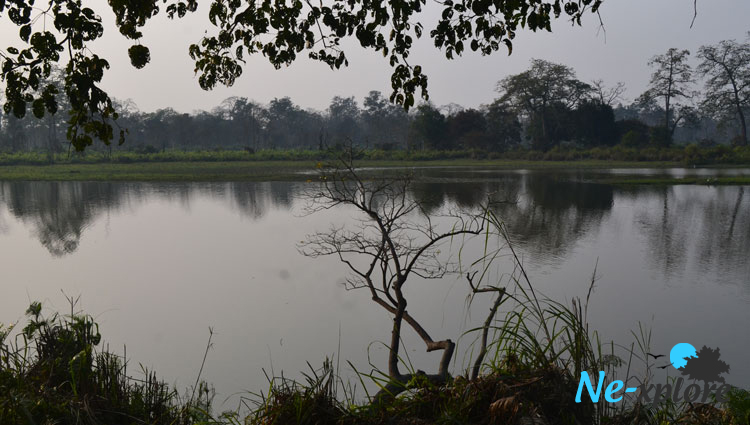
621, 130, 649, 148
649, 126, 672, 148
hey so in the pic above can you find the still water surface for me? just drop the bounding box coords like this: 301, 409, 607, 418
1, 167, 749, 404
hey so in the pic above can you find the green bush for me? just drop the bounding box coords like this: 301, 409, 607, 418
621, 129, 649, 147
726, 388, 750, 425
684, 144, 704, 165
649, 126, 672, 148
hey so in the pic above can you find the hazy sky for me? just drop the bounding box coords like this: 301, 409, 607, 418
3, 0, 750, 113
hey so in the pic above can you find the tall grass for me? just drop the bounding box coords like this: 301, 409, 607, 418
0, 302, 214, 425
2, 290, 747, 423
1, 144, 749, 166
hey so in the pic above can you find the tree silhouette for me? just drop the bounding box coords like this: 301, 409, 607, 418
1, 0, 605, 149
300, 150, 506, 398
679, 345, 731, 384
697, 38, 750, 146
637, 48, 696, 143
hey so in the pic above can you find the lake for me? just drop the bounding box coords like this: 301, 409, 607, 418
1, 167, 749, 407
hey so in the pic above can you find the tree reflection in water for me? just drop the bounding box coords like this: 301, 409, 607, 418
632, 185, 750, 283
0, 175, 747, 296
0, 182, 297, 256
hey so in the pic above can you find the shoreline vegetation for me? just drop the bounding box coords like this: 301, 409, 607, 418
0, 146, 749, 184
3, 300, 749, 424
3, 156, 750, 424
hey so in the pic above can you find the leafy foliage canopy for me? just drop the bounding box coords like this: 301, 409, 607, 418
1, 0, 602, 149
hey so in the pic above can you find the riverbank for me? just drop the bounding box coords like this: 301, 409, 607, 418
2, 145, 750, 167
2, 159, 750, 184
0, 161, 314, 181
3, 302, 749, 425
602, 176, 750, 185
3, 159, 750, 182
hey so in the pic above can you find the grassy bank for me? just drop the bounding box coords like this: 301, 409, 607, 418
0, 161, 318, 181
0, 304, 214, 424
1, 144, 750, 166
602, 176, 750, 186
1, 145, 749, 182
1, 159, 742, 182
4, 300, 749, 425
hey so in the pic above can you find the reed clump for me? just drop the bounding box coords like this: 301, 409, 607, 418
0, 302, 213, 425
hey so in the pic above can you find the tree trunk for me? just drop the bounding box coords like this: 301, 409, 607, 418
375, 288, 457, 401
737, 103, 748, 146
723, 63, 747, 146
665, 94, 672, 139
388, 298, 406, 379
471, 289, 505, 380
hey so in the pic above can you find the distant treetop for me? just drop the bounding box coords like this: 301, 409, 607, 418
1, 0, 603, 149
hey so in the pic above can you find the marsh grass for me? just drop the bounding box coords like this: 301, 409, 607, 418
1, 144, 749, 167
0, 301, 215, 425
2, 294, 748, 424
1, 146, 748, 183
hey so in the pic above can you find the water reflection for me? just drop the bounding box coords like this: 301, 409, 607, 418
1, 176, 748, 290
0, 208, 8, 235
224, 182, 295, 218
0, 182, 299, 256
0, 169, 749, 399
492, 176, 613, 262
631, 185, 750, 285
410, 175, 614, 262
0, 182, 129, 256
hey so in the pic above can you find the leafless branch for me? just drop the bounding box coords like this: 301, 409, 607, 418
690, 0, 698, 28
299, 148, 494, 399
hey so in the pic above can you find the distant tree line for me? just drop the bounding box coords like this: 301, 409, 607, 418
1, 36, 749, 154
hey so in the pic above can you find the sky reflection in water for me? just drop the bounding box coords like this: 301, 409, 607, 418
0, 169, 748, 404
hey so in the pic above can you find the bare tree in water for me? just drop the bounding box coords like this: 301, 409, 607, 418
300, 151, 506, 398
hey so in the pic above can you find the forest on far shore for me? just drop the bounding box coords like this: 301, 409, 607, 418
2, 40, 750, 156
